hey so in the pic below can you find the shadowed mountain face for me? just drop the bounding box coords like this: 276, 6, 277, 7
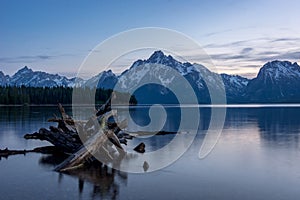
245, 61, 300, 103
1, 51, 300, 103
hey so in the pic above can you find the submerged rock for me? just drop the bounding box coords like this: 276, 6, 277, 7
133, 142, 145, 153
143, 161, 149, 172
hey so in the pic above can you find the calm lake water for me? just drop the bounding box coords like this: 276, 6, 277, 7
0, 106, 300, 200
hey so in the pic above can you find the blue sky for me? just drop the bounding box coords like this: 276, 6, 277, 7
1, 0, 300, 78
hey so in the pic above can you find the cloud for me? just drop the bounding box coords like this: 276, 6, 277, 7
257, 51, 280, 55
190, 36, 300, 78
205, 37, 300, 50
271, 37, 300, 43
249, 51, 300, 63
208, 50, 300, 65
239, 72, 258, 78
203, 40, 250, 49
0, 53, 76, 64
201, 28, 234, 38
279, 51, 300, 60
240, 47, 253, 54
203, 38, 267, 49
0, 55, 53, 63
203, 36, 300, 62
210, 53, 250, 60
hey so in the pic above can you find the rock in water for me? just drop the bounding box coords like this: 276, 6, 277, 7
143, 161, 149, 172
133, 142, 145, 153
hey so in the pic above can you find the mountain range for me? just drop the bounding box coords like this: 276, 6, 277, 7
1, 50, 300, 103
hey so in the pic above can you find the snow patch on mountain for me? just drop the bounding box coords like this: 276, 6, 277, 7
1, 52, 300, 104
260, 61, 300, 82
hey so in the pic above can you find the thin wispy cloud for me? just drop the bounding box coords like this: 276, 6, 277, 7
0, 53, 77, 64
203, 38, 269, 49
79, 35, 300, 79
0, 55, 54, 63
240, 48, 253, 54
248, 51, 300, 63
201, 29, 234, 38
271, 37, 300, 43
200, 36, 300, 78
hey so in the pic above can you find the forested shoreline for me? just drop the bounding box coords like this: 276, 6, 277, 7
0, 86, 137, 105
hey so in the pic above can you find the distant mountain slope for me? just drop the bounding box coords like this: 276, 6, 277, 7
1, 51, 300, 103
117, 51, 205, 103
221, 74, 249, 103
0, 71, 10, 86
245, 61, 300, 103
83, 70, 118, 89
10, 66, 76, 87
118, 51, 249, 104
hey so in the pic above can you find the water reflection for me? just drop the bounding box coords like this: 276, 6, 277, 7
1, 106, 300, 200
38, 152, 128, 200
39, 153, 69, 167
223, 107, 300, 149
67, 165, 126, 200
256, 107, 300, 134
0, 106, 61, 149
256, 107, 300, 149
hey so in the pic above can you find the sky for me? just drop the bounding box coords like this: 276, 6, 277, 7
1, 0, 300, 78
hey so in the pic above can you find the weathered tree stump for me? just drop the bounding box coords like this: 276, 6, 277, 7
23, 93, 135, 172
16, 88, 154, 176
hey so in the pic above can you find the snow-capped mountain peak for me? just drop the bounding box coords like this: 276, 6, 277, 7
16, 66, 33, 75
259, 60, 300, 81
1, 51, 300, 104
147, 50, 166, 63
245, 60, 300, 102
130, 51, 199, 76
6, 66, 75, 87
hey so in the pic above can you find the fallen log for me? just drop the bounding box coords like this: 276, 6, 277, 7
0, 146, 65, 159
24, 128, 82, 153
0, 148, 27, 158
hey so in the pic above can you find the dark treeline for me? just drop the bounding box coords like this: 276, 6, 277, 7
0, 86, 137, 105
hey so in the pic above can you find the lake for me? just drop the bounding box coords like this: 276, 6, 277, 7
0, 106, 300, 200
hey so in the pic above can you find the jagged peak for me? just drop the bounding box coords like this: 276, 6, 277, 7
126, 50, 209, 77
260, 60, 300, 71
256, 60, 300, 82
148, 50, 165, 61
95, 69, 116, 78
106, 69, 114, 74
129, 50, 195, 68
146, 50, 179, 65
15, 66, 33, 74
263, 60, 298, 69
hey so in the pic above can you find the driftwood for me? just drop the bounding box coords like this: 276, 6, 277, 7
24, 94, 136, 172
0, 146, 63, 159
55, 111, 125, 172
96, 93, 115, 117
24, 128, 81, 153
